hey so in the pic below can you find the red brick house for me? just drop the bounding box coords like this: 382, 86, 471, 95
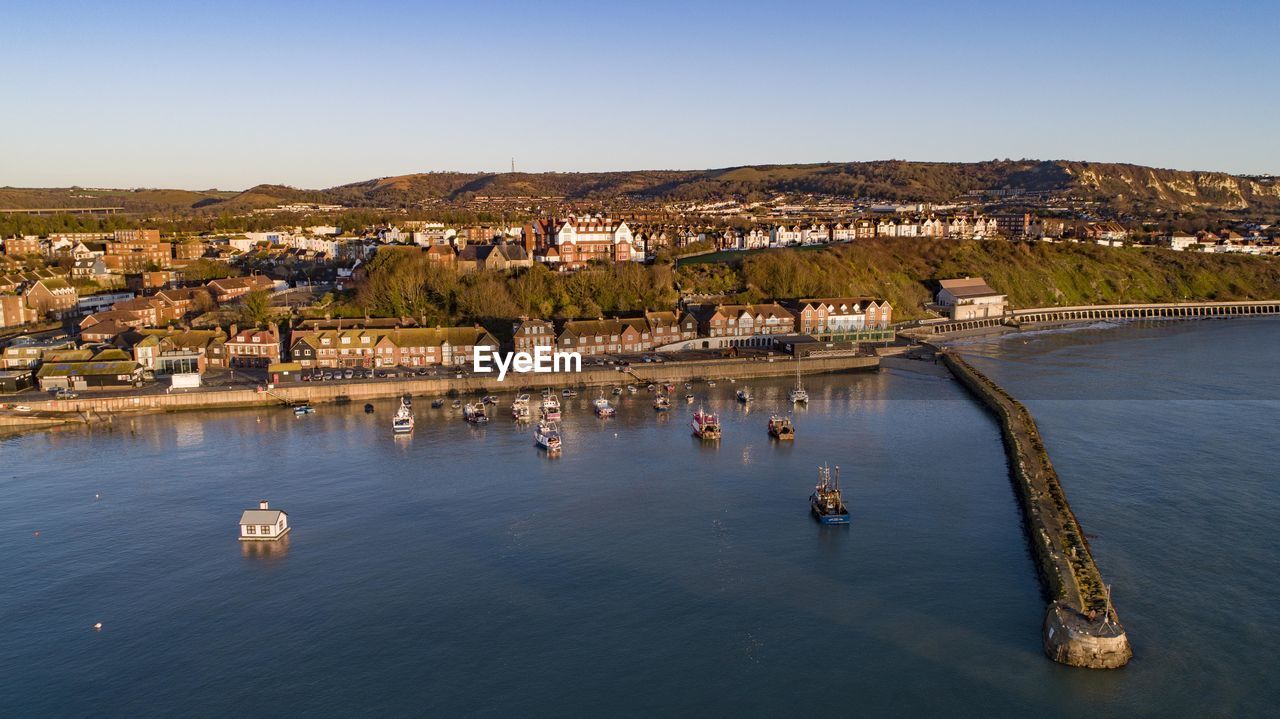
226, 324, 282, 368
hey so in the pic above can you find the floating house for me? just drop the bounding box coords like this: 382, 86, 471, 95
238, 500, 290, 541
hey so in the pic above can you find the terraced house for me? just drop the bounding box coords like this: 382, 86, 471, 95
783, 298, 894, 335
226, 324, 282, 368
689, 303, 795, 348
289, 326, 498, 369
555, 311, 697, 356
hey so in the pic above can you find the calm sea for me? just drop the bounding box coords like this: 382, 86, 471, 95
2, 318, 1276, 717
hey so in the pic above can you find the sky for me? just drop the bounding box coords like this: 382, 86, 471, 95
2, 0, 1278, 189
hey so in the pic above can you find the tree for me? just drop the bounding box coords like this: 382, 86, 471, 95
239, 289, 274, 327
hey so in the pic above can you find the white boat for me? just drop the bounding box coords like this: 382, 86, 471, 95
736, 388, 752, 403
790, 360, 809, 403
293, 404, 314, 415
463, 402, 489, 424
512, 394, 531, 420
707, 380, 716, 387
653, 394, 671, 411
626, 384, 637, 394
392, 401, 414, 434
541, 396, 561, 421
535, 420, 562, 453
593, 396, 615, 417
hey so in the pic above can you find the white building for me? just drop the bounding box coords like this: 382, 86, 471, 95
936, 277, 1007, 320
239, 500, 290, 541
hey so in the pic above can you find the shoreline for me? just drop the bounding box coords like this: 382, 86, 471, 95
0, 354, 878, 434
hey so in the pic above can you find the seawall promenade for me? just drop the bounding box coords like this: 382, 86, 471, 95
0, 354, 878, 430
902, 299, 1280, 337
940, 350, 1132, 669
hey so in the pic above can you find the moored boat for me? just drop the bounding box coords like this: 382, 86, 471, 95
392, 401, 415, 434
293, 404, 314, 415
767, 414, 795, 439
790, 362, 809, 404
463, 402, 489, 424
685, 393, 695, 403
364, 403, 374, 414
707, 380, 716, 387
534, 420, 562, 454
736, 388, 752, 403
691, 406, 721, 440
512, 394, 531, 421
401, 394, 413, 408
431, 398, 445, 408
593, 396, 616, 417
810, 465, 849, 524
653, 394, 671, 411
541, 396, 561, 421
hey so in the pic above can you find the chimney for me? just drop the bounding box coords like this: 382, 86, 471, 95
259, 500, 269, 510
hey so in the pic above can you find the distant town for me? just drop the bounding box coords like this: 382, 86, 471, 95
1, 185, 1275, 399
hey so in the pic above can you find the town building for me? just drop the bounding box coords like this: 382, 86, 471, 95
36, 353, 144, 391
935, 277, 1007, 320
512, 318, 556, 353
784, 298, 894, 335
688, 303, 796, 347
289, 326, 499, 369
225, 324, 282, 368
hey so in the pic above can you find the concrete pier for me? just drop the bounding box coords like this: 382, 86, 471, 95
940, 350, 1132, 669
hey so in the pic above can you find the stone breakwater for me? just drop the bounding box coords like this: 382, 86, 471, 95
0, 354, 878, 429
940, 350, 1132, 669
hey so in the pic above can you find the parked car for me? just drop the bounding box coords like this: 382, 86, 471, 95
323, 372, 334, 380
343, 369, 354, 380
55, 390, 79, 399
14, 405, 32, 412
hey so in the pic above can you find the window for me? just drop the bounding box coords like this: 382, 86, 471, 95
245, 525, 256, 534
260, 525, 271, 533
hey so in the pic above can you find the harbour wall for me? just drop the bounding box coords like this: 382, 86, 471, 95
2, 354, 878, 423
939, 350, 1132, 669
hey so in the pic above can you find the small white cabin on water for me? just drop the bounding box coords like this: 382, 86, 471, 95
238, 500, 290, 541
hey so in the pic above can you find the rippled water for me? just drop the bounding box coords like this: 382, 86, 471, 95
2, 318, 1276, 716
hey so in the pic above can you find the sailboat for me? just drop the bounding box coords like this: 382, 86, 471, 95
789, 359, 809, 404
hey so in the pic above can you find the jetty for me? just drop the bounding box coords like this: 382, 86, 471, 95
939, 349, 1132, 669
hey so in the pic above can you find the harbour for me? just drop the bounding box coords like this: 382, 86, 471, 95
2, 317, 1278, 715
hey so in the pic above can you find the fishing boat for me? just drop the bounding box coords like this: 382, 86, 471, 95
392, 401, 415, 434
789, 362, 809, 404
463, 402, 489, 424
593, 396, 616, 417
767, 414, 795, 440
512, 394, 531, 420
736, 388, 752, 403
541, 396, 561, 421
810, 465, 848, 524
534, 420, 562, 454
653, 394, 672, 411
293, 404, 314, 415
691, 407, 721, 440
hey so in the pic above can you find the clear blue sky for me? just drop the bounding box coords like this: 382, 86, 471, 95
3, 0, 1277, 189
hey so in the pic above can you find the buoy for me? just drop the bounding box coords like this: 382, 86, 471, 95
93, 622, 102, 631
33, 531, 40, 537
95, 493, 100, 500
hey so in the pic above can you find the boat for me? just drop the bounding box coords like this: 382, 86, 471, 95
540, 396, 561, 421
810, 465, 849, 524
653, 394, 672, 412
512, 394, 531, 420
647, 383, 656, 392
691, 406, 721, 440
364, 403, 374, 414
431, 398, 445, 409
482, 395, 498, 405
451, 399, 462, 409
790, 362, 809, 404
663, 383, 675, 392
684, 383, 692, 390
534, 420, 562, 454
562, 388, 577, 397
707, 380, 716, 387
768, 414, 795, 440
401, 394, 413, 408
593, 396, 616, 417
736, 388, 752, 403
463, 402, 489, 424
611, 386, 623, 396
293, 404, 314, 415
392, 401, 415, 434
685, 393, 695, 403
626, 384, 637, 394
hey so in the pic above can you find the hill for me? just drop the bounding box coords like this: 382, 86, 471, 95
4, 160, 1278, 215
676, 238, 1280, 320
